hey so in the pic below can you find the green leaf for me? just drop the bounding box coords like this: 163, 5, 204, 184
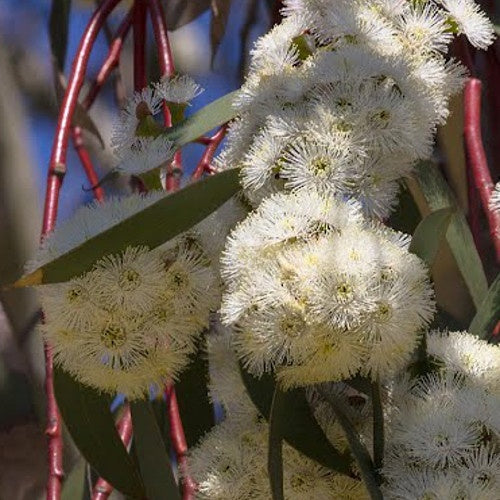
239, 365, 351, 475
210, 0, 232, 64
49, 0, 71, 71
164, 0, 211, 30
164, 91, 239, 148
317, 387, 383, 500
267, 388, 286, 500
16, 169, 241, 285
413, 162, 488, 309
469, 273, 500, 341
54, 368, 145, 498
175, 336, 215, 448
268, 388, 284, 500
239, 364, 275, 417
61, 459, 87, 500
409, 207, 453, 267
130, 400, 181, 500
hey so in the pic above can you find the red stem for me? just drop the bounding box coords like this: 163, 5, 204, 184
92, 406, 133, 500
192, 125, 227, 180
149, 0, 182, 190
83, 10, 133, 110
165, 385, 196, 500
133, 0, 148, 91
72, 129, 105, 201
44, 342, 63, 500
148, 0, 175, 79
464, 78, 500, 262
43, 3, 122, 499
44, 0, 122, 233
71, 10, 133, 201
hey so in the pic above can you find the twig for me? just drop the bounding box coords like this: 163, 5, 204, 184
149, 0, 182, 191
71, 9, 133, 201
83, 10, 133, 110
463, 78, 500, 262
191, 125, 227, 180
42, 2, 123, 499
165, 385, 196, 500
92, 405, 133, 500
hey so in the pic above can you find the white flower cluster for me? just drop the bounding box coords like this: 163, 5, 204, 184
37, 194, 243, 399
217, 0, 494, 217
221, 189, 435, 387
382, 330, 500, 499
187, 327, 368, 499
111, 75, 203, 175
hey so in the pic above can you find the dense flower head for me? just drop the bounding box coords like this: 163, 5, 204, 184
220, 189, 435, 386
216, 0, 494, 217
36, 194, 244, 398
382, 331, 500, 499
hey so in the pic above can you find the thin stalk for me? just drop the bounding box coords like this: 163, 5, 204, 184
92, 405, 133, 500
83, 9, 133, 109
42, 2, 122, 499
165, 385, 196, 500
317, 387, 383, 500
371, 381, 384, 473
149, 0, 181, 190
71, 9, 133, 200
191, 125, 227, 180
44, 0, 122, 232
464, 78, 500, 261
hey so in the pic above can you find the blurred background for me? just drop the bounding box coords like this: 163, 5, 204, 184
0, 1, 275, 497
0, 1, 499, 498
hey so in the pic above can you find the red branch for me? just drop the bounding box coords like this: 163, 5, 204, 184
192, 125, 228, 180
165, 386, 196, 500
42, 2, 122, 498
71, 10, 133, 201
464, 78, 500, 262
44, 0, 122, 233
83, 10, 133, 110
149, 0, 183, 191
92, 406, 133, 500
133, 0, 148, 91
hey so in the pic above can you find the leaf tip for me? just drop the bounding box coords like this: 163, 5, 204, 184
12, 269, 43, 288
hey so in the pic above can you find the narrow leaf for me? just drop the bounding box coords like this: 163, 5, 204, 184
210, 0, 232, 64
317, 387, 383, 500
412, 162, 488, 308
175, 336, 215, 447
49, 0, 71, 71
165, 90, 239, 148
164, 0, 211, 30
16, 169, 241, 285
54, 71, 105, 148
54, 368, 145, 498
130, 401, 181, 500
409, 207, 453, 266
469, 274, 500, 341
371, 382, 384, 472
239, 365, 351, 475
267, 389, 285, 500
